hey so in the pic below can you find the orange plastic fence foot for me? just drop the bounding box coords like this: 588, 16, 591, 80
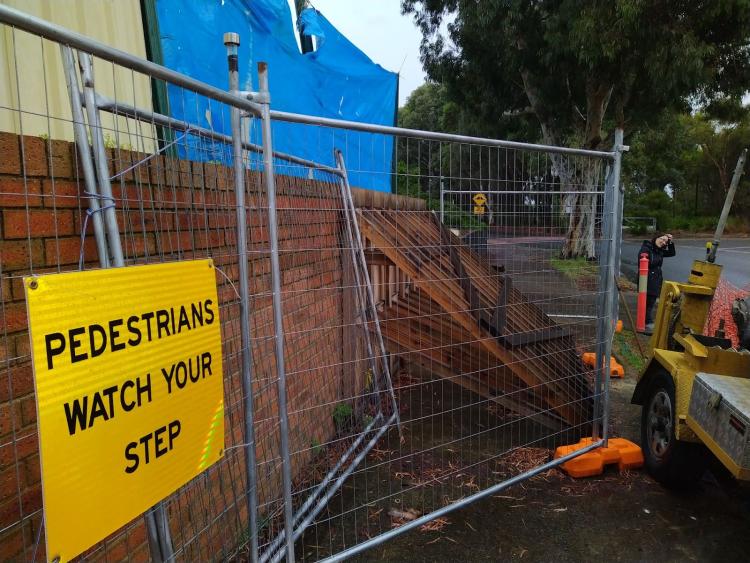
581, 352, 625, 378
554, 437, 644, 478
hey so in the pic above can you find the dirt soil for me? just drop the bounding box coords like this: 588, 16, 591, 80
293, 340, 750, 563
350, 344, 750, 562
291, 246, 750, 562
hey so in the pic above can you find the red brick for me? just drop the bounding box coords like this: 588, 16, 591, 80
48, 139, 74, 178
0, 465, 21, 507
45, 237, 97, 267
0, 177, 41, 207
0, 134, 20, 175
0, 523, 25, 561
19, 135, 47, 177
23, 454, 40, 489
0, 302, 27, 334
109, 148, 135, 182
3, 209, 75, 239
13, 333, 30, 361
20, 483, 41, 516
0, 434, 37, 469
41, 179, 81, 208
123, 234, 156, 258
18, 396, 36, 428
0, 365, 34, 402
0, 240, 44, 273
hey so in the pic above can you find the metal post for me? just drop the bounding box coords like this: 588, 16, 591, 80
335, 150, 402, 433
601, 128, 625, 446
73, 50, 172, 560
258, 61, 296, 563
59, 46, 109, 269
225, 32, 260, 563
77, 52, 125, 267
591, 162, 613, 441
708, 148, 747, 263
440, 178, 445, 223
334, 153, 384, 401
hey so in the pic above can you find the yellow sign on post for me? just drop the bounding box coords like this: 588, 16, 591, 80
472, 193, 487, 206
473, 205, 486, 215
25, 260, 224, 562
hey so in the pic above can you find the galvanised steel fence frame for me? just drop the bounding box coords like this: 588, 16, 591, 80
0, 5, 624, 562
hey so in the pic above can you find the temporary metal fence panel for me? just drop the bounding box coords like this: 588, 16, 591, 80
0, 5, 624, 562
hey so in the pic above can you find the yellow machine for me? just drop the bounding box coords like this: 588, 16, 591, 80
631, 149, 750, 488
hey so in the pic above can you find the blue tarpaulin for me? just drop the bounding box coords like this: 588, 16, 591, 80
155, 0, 397, 191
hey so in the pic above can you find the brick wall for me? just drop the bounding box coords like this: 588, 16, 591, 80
0, 131, 416, 561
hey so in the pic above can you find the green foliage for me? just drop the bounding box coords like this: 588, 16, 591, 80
623, 109, 750, 223
626, 189, 674, 231
310, 437, 322, 456
549, 256, 598, 284
401, 1, 750, 253
332, 403, 353, 430
613, 330, 645, 373
394, 161, 486, 230
402, 1, 750, 149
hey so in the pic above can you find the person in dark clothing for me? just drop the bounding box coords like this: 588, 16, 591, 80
638, 233, 675, 334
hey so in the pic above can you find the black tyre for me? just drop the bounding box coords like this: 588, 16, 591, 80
641, 369, 708, 489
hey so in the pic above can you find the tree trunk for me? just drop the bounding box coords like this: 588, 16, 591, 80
559, 79, 612, 259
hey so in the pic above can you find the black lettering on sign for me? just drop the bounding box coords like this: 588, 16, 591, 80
204, 299, 214, 324
127, 315, 142, 346
156, 309, 171, 338
45, 332, 66, 370
109, 318, 125, 352
63, 373, 153, 435
42, 299, 217, 370
69, 326, 87, 364
124, 419, 181, 474
90, 324, 107, 358
161, 352, 213, 393
178, 305, 191, 332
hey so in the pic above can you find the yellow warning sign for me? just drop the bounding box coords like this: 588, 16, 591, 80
473, 205, 486, 215
25, 260, 224, 562
472, 193, 487, 206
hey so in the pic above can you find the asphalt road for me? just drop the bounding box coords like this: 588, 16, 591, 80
621, 237, 750, 288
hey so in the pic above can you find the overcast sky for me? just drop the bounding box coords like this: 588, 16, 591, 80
289, 0, 426, 106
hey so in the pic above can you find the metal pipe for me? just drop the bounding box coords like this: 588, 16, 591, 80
320, 439, 605, 563
601, 128, 625, 446
270, 110, 615, 159
439, 190, 606, 195
335, 150, 402, 433
77, 52, 125, 267
440, 184, 445, 223
268, 412, 398, 563
708, 148, 747, 263
76, 48, 174, 560
59, 45, 109, 268
0, 4, 264, 117
261, 413, 384, 563
258, 62, 296, 563
591, 162, 614, 440
225, 32, 260, 563
333, 151, 384, 399
94, 95, 343, 176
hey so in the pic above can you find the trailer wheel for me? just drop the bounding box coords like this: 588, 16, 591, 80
641, 369, 707, 488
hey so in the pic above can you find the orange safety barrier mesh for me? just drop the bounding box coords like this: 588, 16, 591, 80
704, 278, 750, 348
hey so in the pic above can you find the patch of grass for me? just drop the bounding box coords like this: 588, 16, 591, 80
549, 256, 598, 283
613, 329, 646, 373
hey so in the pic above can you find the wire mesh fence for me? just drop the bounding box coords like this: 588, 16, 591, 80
0, 7, 623, 562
